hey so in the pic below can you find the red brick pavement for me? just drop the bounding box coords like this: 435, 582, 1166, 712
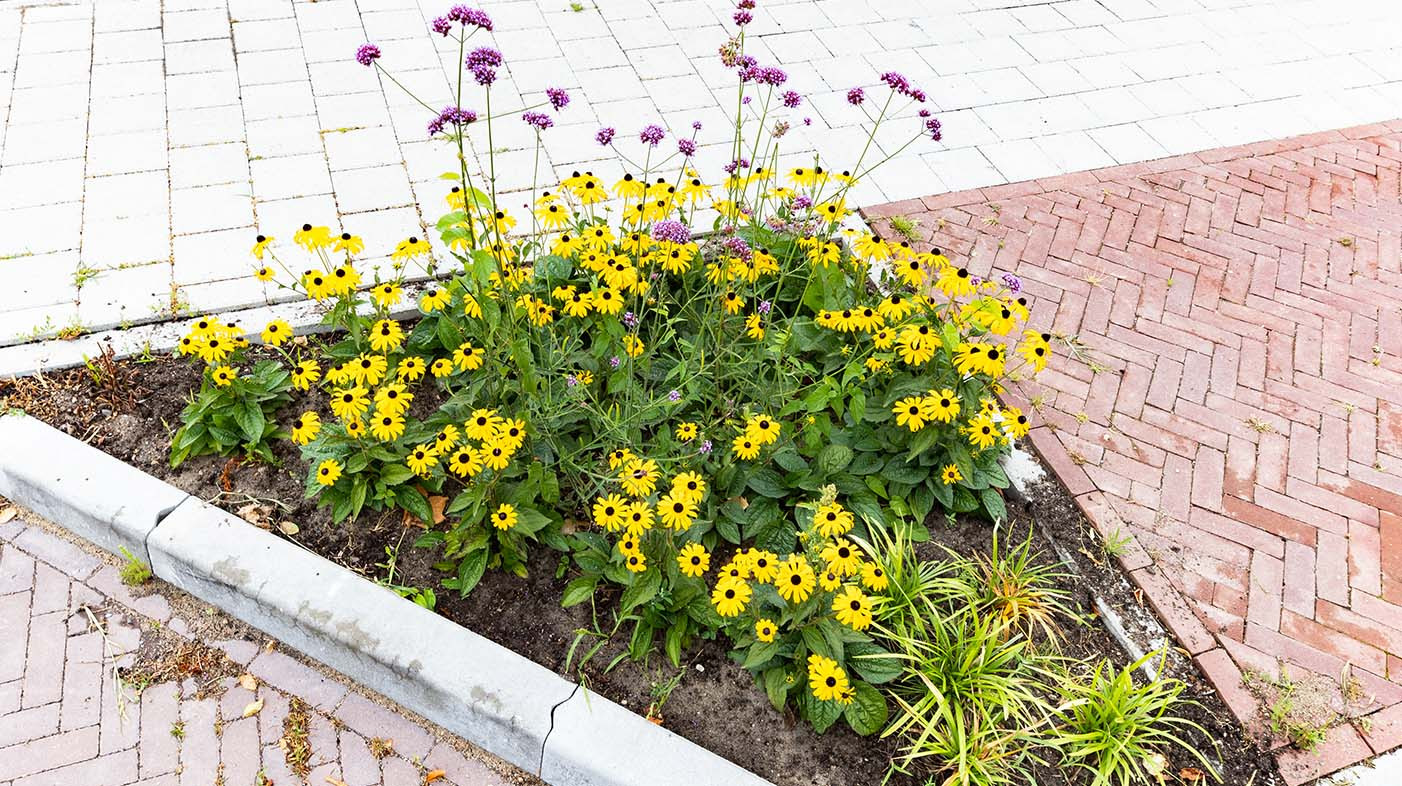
0, 509, 528, 786
866, 121, 1402, 784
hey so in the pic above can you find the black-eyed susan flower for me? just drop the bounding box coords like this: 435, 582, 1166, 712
755, 618, 777, 643
480, 441, 511, 471
334, 232, 364, 255
622, 334, 644, 358
371, 282, 402, 308
351, 353, 388, 386
433, 424, 460, 452
818, 567, 842, 592
617, 533, 641, 556
607, 448, 634, 470
370, 413, 406, 442
290, 411, 321, 445
861, 562, 889, 592
721, 290, 743, 315
593, 494, 628, 532
290, 359, 320, 390
965, 412, 1002, 451
745, 414, 780, 446
373, 383, 412, 417
677, 543, 709, 577
330, 386, 370, 421
1003, 406, 1031, 439
430, 358, 454, 379
392, 236, 429, 260
1019, 330, 1052, 373
624, 551, 647, 573
447, 446, 483, 478
368, 320, 403, 353
252, 234, 275, 260
747, 549, 779, 583
821, 538, 862, 577
406, 444, 438, 476
720, 558, 750, 583
936, 265, 976, 299
453, 342, 485, 371
210, 365, 237, 387
711, 576, 751, 617
745, 312, 765, 340
344, 419, 366, 439
937, 464, 961, 485
674, 422, 698, 442
315, 459, 342, 486
254, 265, 275, 281
832, 585, 873, 631
396, 356, 425, 381
257, 319, 289, 347
670, 471, 705, 504
492, 503, 518, 531
657, 494, 696, 531
807, 654, 852, 703
493, 419, 525, 452
294, 224, 333, 251
814, 502, 854, 539
775, 555, 816, 604
419, 287, 451, 313
893, 396, 934, 431
619, 456, 659, 497
465, 408, 501, 441
732, 435, 760, 460
624, 501, 654, 533
591, 287, 623, 315
926, 389, 961, 423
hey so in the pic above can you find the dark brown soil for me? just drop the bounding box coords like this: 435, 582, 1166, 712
1, 352, 1280, 786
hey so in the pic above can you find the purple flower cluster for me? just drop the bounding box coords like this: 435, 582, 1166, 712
565, 374, 579, 387
1001, 273, 1022, 293
757, 299, 772, 314
622, 311, 639, 328
428, 105, 477, 136
651, 219, 690, 245
924, 116, 942, 141
781, 89, 802, 108
881, 71, 927, 102
355, 44, 381, 67
447, 5, 493, 30
432, 16, 453, 35
723, 157, 749, 174
609, 356, 622, 368
668, 389, 682, 402
546, 87, 570, 111
733, 10, 752, 25
639, 124, 665, 146
466, 46, 502, 85
791, 195, 812, 210
699, 439, 713, 455
522, 111, 553, 130
677, 137, 696, 157
846, 87, 865, 106
722, 235, 752, 261
596, 126, 616, 146
739, 64, 786, 86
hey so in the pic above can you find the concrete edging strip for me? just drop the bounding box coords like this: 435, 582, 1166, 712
0, 412, 775, 786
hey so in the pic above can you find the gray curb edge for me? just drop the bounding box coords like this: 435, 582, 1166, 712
0, 412, 773, 786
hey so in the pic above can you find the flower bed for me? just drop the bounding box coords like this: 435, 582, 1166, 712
1, 3, 1281, 784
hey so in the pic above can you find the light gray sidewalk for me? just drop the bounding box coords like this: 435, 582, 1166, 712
1, 0, 1401, 344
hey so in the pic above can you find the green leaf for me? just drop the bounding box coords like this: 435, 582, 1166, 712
715, 514, 741, 545
741, 640, 780, 670
807, 691, 844, 734
979, 487, 1007, 523
620, 567, 662, 613
454, 548, 489, 597
842, 682, 888, 736
396, 487, 433, 523
665, 621, 685, 668
753, 519, 796, 555
763, 667, 790, 712
380, 464, 415, 486
561, 575, 598, 607
746, 468, 789, 498
233, 398, 265, 444
816, 443, 853, 475
845, 641, 902, 685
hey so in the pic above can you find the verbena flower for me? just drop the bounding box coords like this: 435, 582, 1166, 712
925, 116, 942, 141
677, 137, 696, 157
639, 124, 665, 146
522, 111, 553, 130
723, 157, 749, 174
668, 389, 681, 402
1002, 273, 1022, 293
691, 120, 702, 130
846, 87, 865, 105
596, 126, 616, 145
880, 71, 910, 94
623, 311, 638, 328
609, 355, 621, 368
651, 219, 690, 245
428, 105, 477, 136
467, 46, 502, 85
759, 66, 787, 86
781, 89, 802, 108
432, 16, 452, 35
733, 9, 752, 25
355, 44, 381, 67
699, 439, 713, 455
448, 5, 493, 30
546, 87, 570, 111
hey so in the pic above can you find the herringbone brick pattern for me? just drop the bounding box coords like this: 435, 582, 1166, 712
866, 121, 1402, 782
0, 513, 519, 786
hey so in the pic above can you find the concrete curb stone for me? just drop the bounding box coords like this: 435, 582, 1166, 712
0, 413, 189, 565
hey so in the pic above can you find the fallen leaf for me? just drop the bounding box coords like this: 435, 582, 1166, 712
242, 698, 264, 718
277, 521, 300, 536
238, 503, 274, 529
237, 673, 258, 691
428, 495, 447, 524
0, 507, 16, 524
1180, 767, 1205, 782
325, 778, 349, 786
423, 771, 446, 784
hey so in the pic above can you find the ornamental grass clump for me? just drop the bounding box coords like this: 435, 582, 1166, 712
169, 0, 1053, 736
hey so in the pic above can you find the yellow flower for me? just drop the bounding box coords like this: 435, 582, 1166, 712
430, 358, 454, 378
453, 342, 485, 371
371, 282, 402, 308
619, 457, 659, 498
926, 390, 961, 423
832, 585, 873, 631
334, 232, 364, 255
755, 618, 777, 643
774, 555, 816, 604
291, 360, 320, 390
965, 412, 1002, 450
607, 449, 635, 470
747, 550, 779, 583
210, 365, 236, 387
493, 418, 526, 452
1003, 406, 1031, 439
370, 413, 406, 442
941, 464, 962, 485
392, 236, 429, 260
821, 538, 863, 577
861, 562, 889, 592
745, 312, 764, 340
745, 414, 780, 445
591, 286, 624, 315
251, 234, 274, 260
936, 265, 976, 298
373, 383, 412, 417
622, 334, 644, 358
711, 576, 751, 617
368, 320, 404, 353
893, 396, 933, 431
732, 435, 760, 460
657, 494, 697, 531
290, 411, 321, 445
344, 419, 366, 439
491, 503, 518, 531
480, 441, 512, 471
808, 655, 852, 703
818, 568, 842, 592
465, 408, 502, 441
330, 387, 370, 421
420, 287, 451, 313
593, 494, 629, 532
397, 356, 425, 381
675, 422, 698, 441
350, 353, 388, 386
447, 446, 484, 478
624, 551, 647, 573
315, 459, 342, 486
1019, 330, 1052, 373
294, 224, 333, 250
670, 471, 706, 504
813, 502, 854, 539
677, 543, 710, 577
406, 444, 438, 476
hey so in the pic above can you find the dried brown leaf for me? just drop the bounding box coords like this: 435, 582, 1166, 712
242, 698, 264, 718
423, 771, 446, 784
237, 673, 258, 691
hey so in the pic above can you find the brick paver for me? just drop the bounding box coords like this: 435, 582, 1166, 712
864, 120, 1402, 783
4, 0, 1402, 343
0, 509, 529, 786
